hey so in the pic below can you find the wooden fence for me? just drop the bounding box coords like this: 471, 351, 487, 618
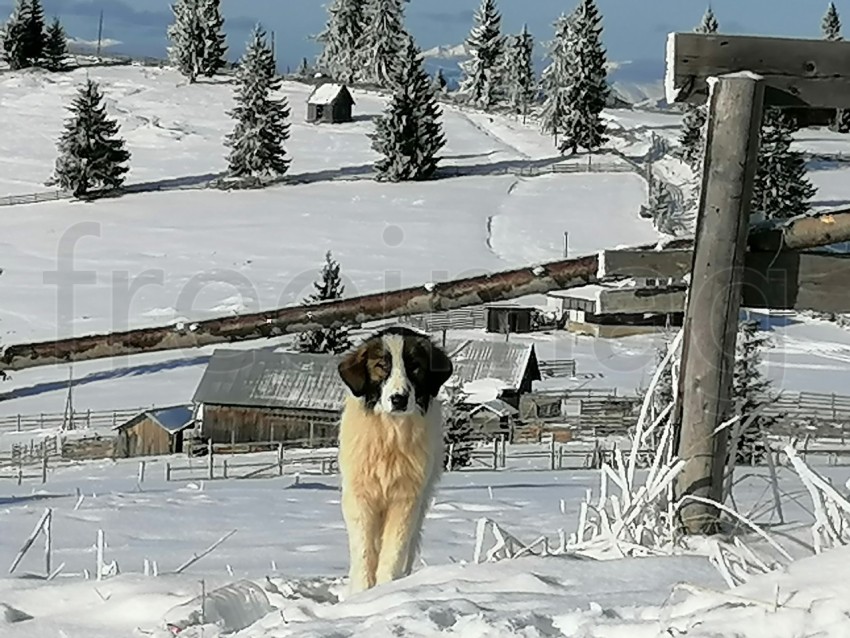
0, 407, 147, 434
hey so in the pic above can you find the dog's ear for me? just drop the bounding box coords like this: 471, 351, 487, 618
338, 344, 369, 396
424, 341, 453, 397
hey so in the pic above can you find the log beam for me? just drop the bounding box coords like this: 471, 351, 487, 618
666, 32, 850, 108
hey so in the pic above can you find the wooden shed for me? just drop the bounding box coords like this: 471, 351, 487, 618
306, 82, 355, 123
192, 349, 346, 447
114, 405, 194, 458
485, 304, 535, 335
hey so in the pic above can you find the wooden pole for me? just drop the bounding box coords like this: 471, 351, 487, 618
207, 439, 214, 480
675, 73, 765, 535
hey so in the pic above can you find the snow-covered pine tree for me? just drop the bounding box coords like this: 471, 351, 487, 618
21, 0, 45, 66
823, 2, 842, 40
733, 320, 780, 465
296, 251, 352, 354
43, 17, 67, 72
678, 99, 707, 171
695, 5, 719, 34
167, 0, 205, 83
431, 68, 448, 94
52, 79, 131, 198
557, 0, 610, 154
359, 0, 409, 88
295, 56, 311, 78
315, 0, 366, 84
370, 37, 446, 181
503, 25, 535, 122
457, 0, 505, 110
1, 1, 29, 70
678, 7, 719, 171
225, 24, 291, 180
751, 108, 817, 221
442, 384, 474, 470
199, 0, 227, 78
539, 13, 573, 146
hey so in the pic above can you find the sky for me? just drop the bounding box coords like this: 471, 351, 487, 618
0, 0, 845, 80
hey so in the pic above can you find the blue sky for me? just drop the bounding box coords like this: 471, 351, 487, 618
0, 0, 844, 79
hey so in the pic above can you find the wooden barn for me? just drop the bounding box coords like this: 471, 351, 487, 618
192, 349, 346, 446
485, 304, 535, 335
113, 405, 195, 458
306, 82, 354, 123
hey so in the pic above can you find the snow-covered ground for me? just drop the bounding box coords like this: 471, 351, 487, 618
0, 452, 848, 636
4, 62, 850, 637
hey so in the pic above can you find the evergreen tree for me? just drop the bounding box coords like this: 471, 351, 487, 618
370, 38, 446, 181
679, 8, 718, 172
678, 104, 706, 171
751, 109, 817, 221
167, 0, 205, 83
733, 320, 780, 465
52, 79, 131, 198
20, 0, 45, 66
442, 385, 474, 470
695, 6, 719, 34
557, 0, 610, 154
200, 0, 227, 77
43, 17, 67, 72
1, 1, 28, 70
225, 24, 291, 179
646, 338, 675, 449
431, 68, 448, 94
295, 56, 311, 78
296, 251, 352, 354
823, 2, 842, 41
457, 0, 505, 110
539, 13, 573, 146
359, 0, 409, 87
315, 0, 366, 84
503, 25, 535, 122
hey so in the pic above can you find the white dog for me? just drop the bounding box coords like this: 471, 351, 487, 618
336, 326, 453, 595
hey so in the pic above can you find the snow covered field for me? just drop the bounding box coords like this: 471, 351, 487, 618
1, 452, 848, 637
4, 61, 850, 637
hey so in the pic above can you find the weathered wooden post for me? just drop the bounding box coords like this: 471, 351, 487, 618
674, 74, 765, 533
666, 31, 850, 533
207, 438, 214, 480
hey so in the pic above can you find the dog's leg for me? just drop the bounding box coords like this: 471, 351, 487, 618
342, 494, 381, 595
402, 500, 428, 575
375, 498, 418, 585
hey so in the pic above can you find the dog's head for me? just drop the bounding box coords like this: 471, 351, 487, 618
337, 326, 453, 416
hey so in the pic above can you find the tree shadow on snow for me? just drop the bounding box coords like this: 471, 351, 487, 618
0, 354, 212, 403
0, 493, 72, 506
284, 480, 338, 491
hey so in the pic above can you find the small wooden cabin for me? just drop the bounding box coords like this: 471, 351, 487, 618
485, 304, 535, 335
114, 405, 194, 458
306, 83, 354, 123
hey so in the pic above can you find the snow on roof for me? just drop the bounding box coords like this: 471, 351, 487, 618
114, 405, 194, 433
445, 339, 539, 390
307, 83, 351, 105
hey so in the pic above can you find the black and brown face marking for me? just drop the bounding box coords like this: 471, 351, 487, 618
337, 326, 454, 413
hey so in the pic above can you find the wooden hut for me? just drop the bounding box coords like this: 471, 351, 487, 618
306, 83, 354, 123
192, 349, 345, 446
114, 405, 194, 458
485, 304, 535, 335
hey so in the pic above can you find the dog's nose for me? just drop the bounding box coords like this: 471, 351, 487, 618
390, 392, 409, 411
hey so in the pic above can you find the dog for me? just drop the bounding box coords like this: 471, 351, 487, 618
336, 326, 453, 595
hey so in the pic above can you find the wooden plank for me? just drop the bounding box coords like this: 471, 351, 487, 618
743, 252, 850, 313
675, 74, 765, 534
749, 207, 850, 252
666, 32, 850, 108
598, 249, 692, 279
595, 286, 687, 314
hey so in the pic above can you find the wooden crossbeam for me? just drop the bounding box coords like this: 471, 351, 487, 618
666, 32, 850, 108
596, 249, 850, 313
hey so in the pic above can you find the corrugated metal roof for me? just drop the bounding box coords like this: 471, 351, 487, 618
114, 405, 194, 432
445, 339, 539, 389
470, 399, 519, 418
193, 340, 538, 411
193, 349, 347, 411
307, 83, 352, 105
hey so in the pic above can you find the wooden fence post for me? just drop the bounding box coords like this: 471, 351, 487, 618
165, 462, 171, 481
277, 443, 284, 476
492, 439, 499, 470
675, 73, 765, 535
41, 448, 48, 484
549, 436, 556, 471
207, 439, 214, 480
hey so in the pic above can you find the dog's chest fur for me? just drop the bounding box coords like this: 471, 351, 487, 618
338, 395, 442, 501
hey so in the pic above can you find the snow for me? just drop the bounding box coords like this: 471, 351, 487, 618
3, 60, 850, 637
307, 82, 346, 105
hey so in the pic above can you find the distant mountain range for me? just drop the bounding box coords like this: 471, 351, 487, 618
422, 44, 666, 108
